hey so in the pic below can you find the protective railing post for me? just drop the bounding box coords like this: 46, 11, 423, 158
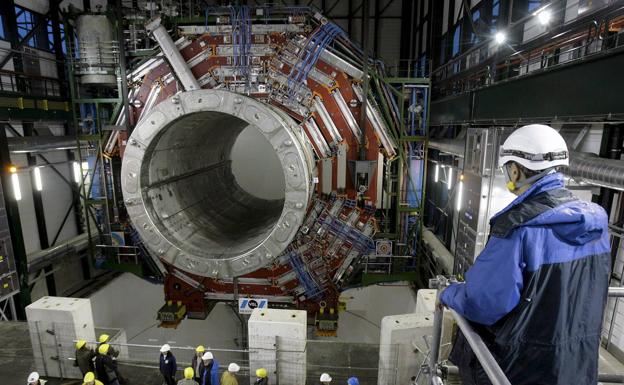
428, 276, 446, 385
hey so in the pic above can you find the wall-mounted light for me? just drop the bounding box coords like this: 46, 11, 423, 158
34, 167, 43, 192
434, 164, 440, 183
447, 167, 453, 190
494, 31, 506, 44
456, 175, 464, 212
536, 9, 552, 25
73, 161, 81, 184
10, 167, 21, 201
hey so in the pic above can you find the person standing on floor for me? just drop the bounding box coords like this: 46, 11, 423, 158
75, 339, 95, 377
254, 368, 268, 385
192, 345, 205, 383
160, 344, 177, 385
199, 351, 220, 385
220, 363, 240, 385
27, 372, 47, 385
178, 367, 199, 385
94, 344, 121, 385
82, 372, 104, 385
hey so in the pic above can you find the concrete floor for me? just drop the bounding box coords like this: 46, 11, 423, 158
4, 273, 624, 384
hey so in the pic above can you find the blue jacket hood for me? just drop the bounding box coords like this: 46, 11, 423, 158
492, 173, 607, 245
525, 199, 607, 245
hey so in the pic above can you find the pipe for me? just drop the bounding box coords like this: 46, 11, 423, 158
146, 17, 200, 92
568, 152, 624, 192
422, 229, 455, 274
609, 287, 624, 297
7, 136, 81, 153
27, 233, 90, 272
428, 138, 624, 191
598, 373, 624, 383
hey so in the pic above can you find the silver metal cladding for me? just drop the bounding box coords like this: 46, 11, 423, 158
121, 89, 315, 278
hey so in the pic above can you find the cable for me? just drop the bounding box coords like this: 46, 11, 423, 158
344, 310, 380, 329
126, 321, 160, 342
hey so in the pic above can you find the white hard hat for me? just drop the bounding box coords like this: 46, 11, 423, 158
27, 372, 40, 383
228, 363, 240, 373
160, 344, 171, 353
202, 351, 214, 360
499, 124, 569, 171
320, 373, 332, 382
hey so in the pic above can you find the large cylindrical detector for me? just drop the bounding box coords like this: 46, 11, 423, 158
121, 89, 315, 278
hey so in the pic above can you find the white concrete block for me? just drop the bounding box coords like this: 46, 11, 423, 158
378, 290, 454, 385
248, 308, 307, 385
26, 296, 96, 379
415, 289, 436, 316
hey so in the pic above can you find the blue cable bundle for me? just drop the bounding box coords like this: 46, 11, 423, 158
286, 22, 345, 97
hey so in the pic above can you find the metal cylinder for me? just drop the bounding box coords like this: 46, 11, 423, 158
567, 152, 624, 191
76, 15, 118, 84
121, 89, 315, 279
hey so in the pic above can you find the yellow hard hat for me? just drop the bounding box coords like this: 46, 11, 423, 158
76, 340, 87, 349
83, 372, 95, 382
184, 367, 194, 379
196, 345, 205, 353
98, 343, 110, 355
256, 368, 267, 378
98, 334, 110, 343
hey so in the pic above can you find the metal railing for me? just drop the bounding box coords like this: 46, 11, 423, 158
0, 69, 64, 98
427, 276, 624, 385
432, 1, 624, 98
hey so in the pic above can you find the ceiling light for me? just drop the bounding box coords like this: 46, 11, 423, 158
537, 9, 552, 25
34, 167, 43, 191
11, 173, 21, 201
73, 162, 81, 184
447, 168, 453, 190
494, 32, 506, 44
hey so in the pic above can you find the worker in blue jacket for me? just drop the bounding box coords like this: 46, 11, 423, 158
200, 351, 220, 385
441, 124, 611, 385
159, 344, 177, 385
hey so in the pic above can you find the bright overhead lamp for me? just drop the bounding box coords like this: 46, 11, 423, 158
456, 179, 464, 212
537, 9, 552, 25
34, 167, 43, 192
447, 167, 453, 190
494, 31, 506, 44
434, 164, 440, 183
11, 173, 21, 201
73, 161, 81, 184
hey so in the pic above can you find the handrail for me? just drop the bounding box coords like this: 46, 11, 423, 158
428, 281, 624, 385
608, 287, 624, 297
448, 309, 512, 385
428, 276, 512, 385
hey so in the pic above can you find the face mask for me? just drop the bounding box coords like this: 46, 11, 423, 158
503, 164, 516, 192
503, 164, 554, 193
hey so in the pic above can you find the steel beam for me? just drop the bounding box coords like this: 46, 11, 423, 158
0, 124, 30, 318
146, 17, 200, 92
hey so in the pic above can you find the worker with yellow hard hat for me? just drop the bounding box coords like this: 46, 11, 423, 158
97, 334, 119, 358
74, 339, 95, 377
83, 372, 103, 385
191, 345, 205, 382
177, 367, 199, 385
254, 368, 268, 385
94, 344, 122, 385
